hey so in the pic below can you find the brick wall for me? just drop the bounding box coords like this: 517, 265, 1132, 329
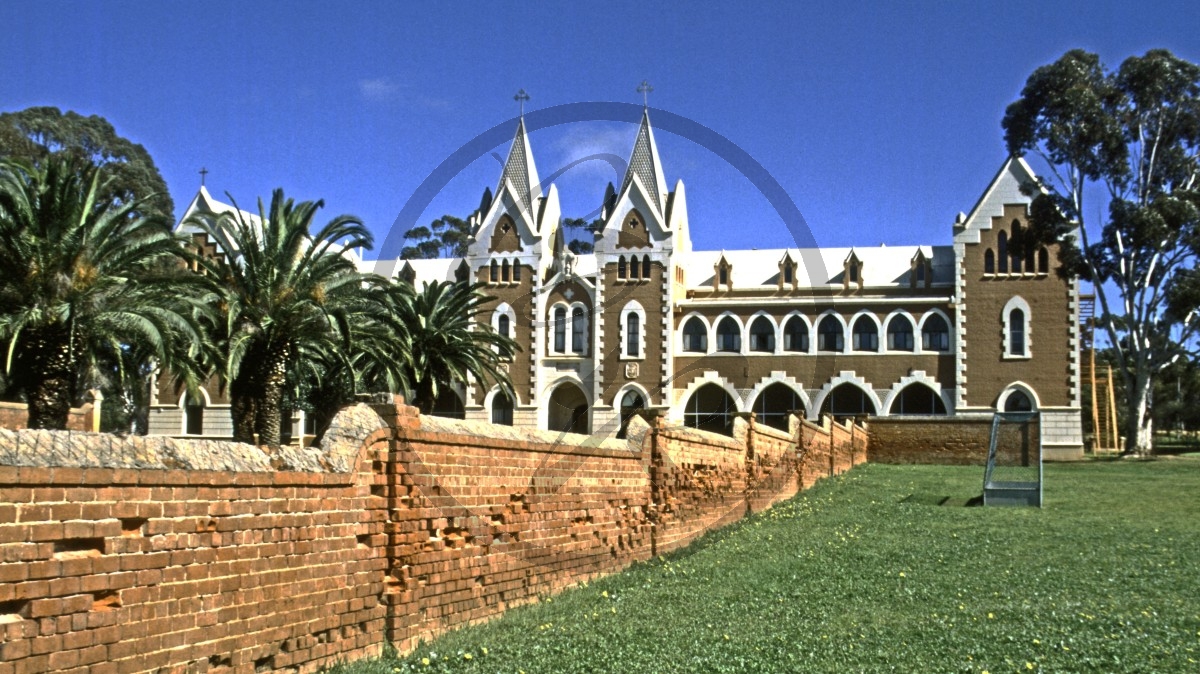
0, 401, 95, 433
867, 416, 995, 464
0, 399, 867, 673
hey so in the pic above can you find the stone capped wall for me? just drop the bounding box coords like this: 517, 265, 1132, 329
0, 398, 865, 673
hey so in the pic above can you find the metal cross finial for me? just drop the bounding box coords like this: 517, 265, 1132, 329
637, 80, 654, 108
514, 89, 530, 117
199, 167, 208, 187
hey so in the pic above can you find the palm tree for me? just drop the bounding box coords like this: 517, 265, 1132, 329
0, 156, 210, 429
389, 280, 518, 415
192, 188, 377, 449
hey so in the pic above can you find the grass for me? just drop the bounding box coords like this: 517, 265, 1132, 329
328, 459, 1200, 673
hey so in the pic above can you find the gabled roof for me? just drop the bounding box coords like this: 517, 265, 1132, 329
496, 117, 542, 221
954, 156, 1040, 244
619, 109, 669, 217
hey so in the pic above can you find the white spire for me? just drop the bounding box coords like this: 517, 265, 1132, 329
620, 109, 669, 216
496, 116, 542, 221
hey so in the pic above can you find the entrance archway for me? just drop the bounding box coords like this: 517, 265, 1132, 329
547, 382, 590, 435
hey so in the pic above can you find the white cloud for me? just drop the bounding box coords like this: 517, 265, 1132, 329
358, 77, 400, 100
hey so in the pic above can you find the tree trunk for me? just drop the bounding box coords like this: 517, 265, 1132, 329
1124, 368, 1155, 456
253, 344, 290, 451
414, 377, 437, 415
230, 389, 257, 445
21, 329, 75, 430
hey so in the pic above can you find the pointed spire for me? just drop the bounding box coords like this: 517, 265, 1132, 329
620, 109, 669, 216
496, 115, 542, 219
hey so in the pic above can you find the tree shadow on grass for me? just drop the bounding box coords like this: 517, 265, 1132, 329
900, 493, 983, 507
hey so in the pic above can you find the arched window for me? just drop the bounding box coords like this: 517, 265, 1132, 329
184, 393, 204, 436
682, 317, 708, 352
683, 384, 737, 436
817, 315, 844, 352
1004, 390, 1033, 413
921, 314, 950, 351
916, 261, 926, 283
997, 231, 1009, 273
716, 317, 741, 352
553, 306, 566, 353
852, 316, 878, 352
749, 316, 775, 352
618, 256, 627, 279
820, 383, 876, 419
886, 315, 914, 351
1010, 220, 1023, 273
642, 255, 651, 279
1037, 247, 1049, 273
491, 393, 514, 426
985, 249, 996, 274
571, 307, 586, 354
1009, 308, 1026, 356
718, 264, 729, 286
497, 314, 510, 339
501, 259, 510, 282
630, 254, 640, 280
783, 263, 794, 284
890, 384, 947, 415
626, 312, 641, 357
490, 260, 499, 283
512, 261, 522, 281
752, 384, 804, 432
783, 316, 809, 352
617, 390, 645, 439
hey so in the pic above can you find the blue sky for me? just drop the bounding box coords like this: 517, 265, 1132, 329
2, 1, 1197, 259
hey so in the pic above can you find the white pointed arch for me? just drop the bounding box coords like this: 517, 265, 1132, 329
809, 371, 883, 420
880, 370, 952, 417
745, 372, 811, 418
712, 311, 746, 354
881, 309, 918, 353
814, 310, 848, 352
1002, 296, 1032, 358
483, 383, 523, 409
997, 381, 1041, 411
619, 300, 647, 359
848, 310, 882, 352
611, 381, 653, 409
176, 387, 212, 407
670, 370, 746, 421
676, 311, 712, 354
744, 310, 781, 354
917, 307, 954, 353
491, 302, 517, 339
780, 311, 813, 354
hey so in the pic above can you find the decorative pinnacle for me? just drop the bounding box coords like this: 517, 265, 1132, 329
637, 80, 653, 108
514, 89, 530, 117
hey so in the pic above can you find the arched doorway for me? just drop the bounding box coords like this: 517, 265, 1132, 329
617, 390, 645, 439
889, 383, 947, 415
820, 383, 877, 420
751, 383, 804, 432
1003, 389, 1034, 412
548, 382, 589, 435
683, 383, 738, 436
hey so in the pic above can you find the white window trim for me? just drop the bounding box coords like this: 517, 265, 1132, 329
917, 308, 954, 354
745, 311, 781, 355
849, 311, 882, 353
619, 300, 648, 361
1002, 296, 1032, 359
492, 302, 517, 339
881, 310, 917, 354
547, 301, 571, 356
996, 382, 1041, 412
568, 301, 590, 356
780, 311, 813, 354
712, 311, 746, 355
815, 310, 848, 353
677, 312, 712, 355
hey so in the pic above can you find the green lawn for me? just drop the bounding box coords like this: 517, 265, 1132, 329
330, 460, 1200, 673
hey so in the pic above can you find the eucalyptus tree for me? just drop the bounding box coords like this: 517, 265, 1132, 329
388, 280, 517, 415
191, 188, 378, 449
0, 156, 209, 429
1003, 49, 1200, 455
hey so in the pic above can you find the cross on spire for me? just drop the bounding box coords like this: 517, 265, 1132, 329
514, 89, 530, 117
637, 80, 653, 108
199, 167, 208, 187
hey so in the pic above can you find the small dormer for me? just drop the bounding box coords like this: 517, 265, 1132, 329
843, 250, 863, 291
454, 260, 470, 283
778, 252, 798, 291
617, 209, 651, 249
398, 262, 417, 286
714, 254, 733, 291
910, 249, 932, 289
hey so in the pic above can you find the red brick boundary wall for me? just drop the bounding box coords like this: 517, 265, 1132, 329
0, 401, 95, 433
866, 416, 998, 464
0, 398, 866, 673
